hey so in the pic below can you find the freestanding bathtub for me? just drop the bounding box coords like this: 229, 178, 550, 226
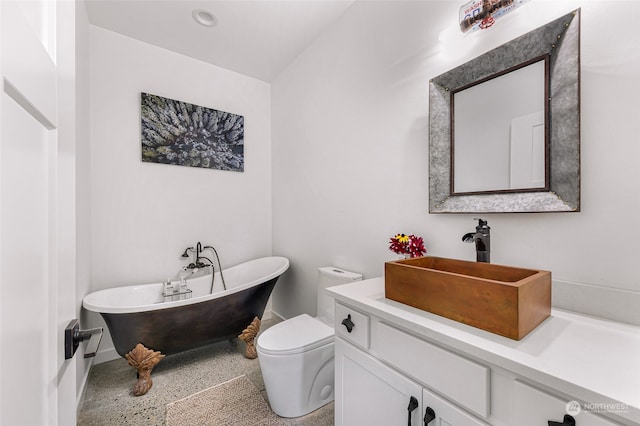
83, 256, 289, 357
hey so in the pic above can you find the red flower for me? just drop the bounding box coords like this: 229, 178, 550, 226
389, 233, 426, 258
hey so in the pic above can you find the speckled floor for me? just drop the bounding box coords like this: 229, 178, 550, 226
77, 319, 334, 425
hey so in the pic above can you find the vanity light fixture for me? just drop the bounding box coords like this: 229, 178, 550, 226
192, 9, 218, 27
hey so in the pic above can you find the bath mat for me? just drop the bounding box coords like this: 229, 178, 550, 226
165, 375, 287, 426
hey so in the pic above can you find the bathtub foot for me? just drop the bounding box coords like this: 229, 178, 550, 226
125, 343, 165, 396
238, 316, 261, 359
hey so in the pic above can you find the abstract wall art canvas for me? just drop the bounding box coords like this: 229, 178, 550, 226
141, 93, 244, 172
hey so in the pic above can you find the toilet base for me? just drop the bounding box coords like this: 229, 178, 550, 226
258, 342, 335, 418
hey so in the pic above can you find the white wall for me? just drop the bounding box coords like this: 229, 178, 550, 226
271, 0, 640, 324
88, 26, 272, 358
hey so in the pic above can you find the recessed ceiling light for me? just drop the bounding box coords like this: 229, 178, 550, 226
192, 9, 218, 27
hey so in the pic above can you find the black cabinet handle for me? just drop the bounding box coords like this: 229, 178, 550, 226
341, 314, 354, 333
423, 407, 436, 425
548, 414, 576, 426
407, 396, 418, 425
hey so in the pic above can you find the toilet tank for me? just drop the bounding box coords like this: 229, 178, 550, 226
316, 267, 362, 324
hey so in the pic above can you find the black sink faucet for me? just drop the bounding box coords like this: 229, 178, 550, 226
462, 218, 491, 263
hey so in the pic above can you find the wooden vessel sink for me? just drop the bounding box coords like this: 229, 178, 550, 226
384, 256, 551, 340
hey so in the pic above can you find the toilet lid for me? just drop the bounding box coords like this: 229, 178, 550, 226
257, 314, 334, 355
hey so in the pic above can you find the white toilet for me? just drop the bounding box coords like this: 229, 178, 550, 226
257, 266, 362, 418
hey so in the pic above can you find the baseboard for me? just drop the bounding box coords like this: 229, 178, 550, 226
269, 310, 286, 322
76, 359, 93, 413
552, 279, 640, 326
93, 347, 120, 364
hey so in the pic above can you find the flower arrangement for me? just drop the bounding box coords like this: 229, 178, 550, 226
389, 233, 426, 258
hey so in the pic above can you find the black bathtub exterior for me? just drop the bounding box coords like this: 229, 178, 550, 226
101, 277, 279, 357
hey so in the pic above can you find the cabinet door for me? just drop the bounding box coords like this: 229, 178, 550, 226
513, 381, 622, 426
422, 387, 489, 426
335, 338, 423, 426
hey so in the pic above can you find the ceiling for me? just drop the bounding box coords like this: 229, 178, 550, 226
84, 0, 355, 82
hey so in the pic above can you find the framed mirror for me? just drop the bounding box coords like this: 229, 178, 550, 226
429, 9, 580, 213
452, 56, 549, 194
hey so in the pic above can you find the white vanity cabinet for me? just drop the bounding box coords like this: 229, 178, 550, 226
421, 386, 489, 426
513, 381, 622, 426
335, 302, 489, 426
329, 280, 638, 426
374, 322, 489, 418
335, 338, 423, 426
335, 338, 488, 426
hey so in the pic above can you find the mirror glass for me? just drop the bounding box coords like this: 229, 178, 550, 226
429, 9, 580, 213
453, 58, 548, 194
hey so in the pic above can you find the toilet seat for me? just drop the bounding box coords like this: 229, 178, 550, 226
257, 314, 333, 356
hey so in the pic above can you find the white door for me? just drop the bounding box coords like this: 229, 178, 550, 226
510, 110, 546, 189
1, 1, 76, 424
335, 338, 423, 426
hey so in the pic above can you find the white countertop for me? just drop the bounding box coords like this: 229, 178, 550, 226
327, 277, 640, 424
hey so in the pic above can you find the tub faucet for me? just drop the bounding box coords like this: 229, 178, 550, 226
180, 242, 227, 292
181, 242, 211, 269
462, 218, 490, 263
